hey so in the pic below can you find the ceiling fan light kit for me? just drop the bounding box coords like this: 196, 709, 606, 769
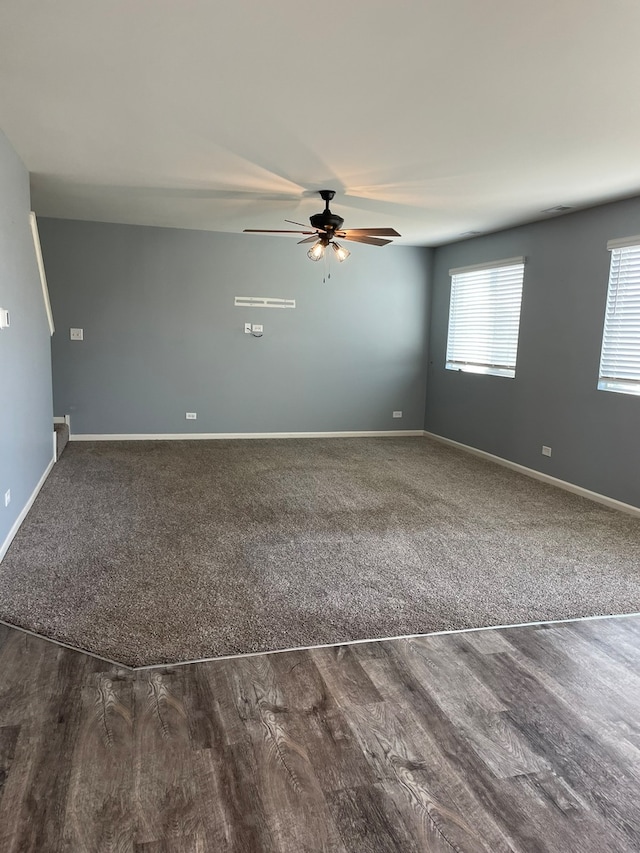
332, 241, 350, 262
244, 189, 400, 263
307, 240, 326, 261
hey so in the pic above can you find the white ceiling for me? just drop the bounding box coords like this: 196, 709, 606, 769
1, 0, 640, 246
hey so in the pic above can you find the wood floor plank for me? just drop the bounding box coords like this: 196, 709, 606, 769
343, 697, 515, 853
496, 624, 640, 768
180, 662, 277, 853
290, 700, 378, 794
491, 626, 640, 773
62, 668, 135, 852
611, 717, 640, 753
392, 636, 552, 780
486, 772, 624, 853
0, 623, 12, 650
243, 709, 346, 853
202, 661, 249, 747
134, 836, 205, 852
373, 640, 606, 852
311, 645, 385, 707
176, 662, 226, 752
327, 782, 451, 853
0, 646, 101, 852
269, 651, 377, 792
190, 742, 275, 853
172, 659, 277, 850
132, 671, 200, 846
227, 654, 287, 723
0, 616, 639, 850
398, 635, 508, 711
462, 630, 514, 655
0, 725, 20, 802
503, 624, 640, 723
268, 649, 334, 714
456, 641, 640, 851
567, 618, 640, 671
380, 778, 487, 853
228, 649, 346, 851
0, 630, 58, 727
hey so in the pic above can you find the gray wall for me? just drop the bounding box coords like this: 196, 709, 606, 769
40, 219, 431, 435
0, 130, 54, 554
426, 196, 640, 507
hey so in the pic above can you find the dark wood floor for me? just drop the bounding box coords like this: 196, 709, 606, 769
0, 616, 639, 851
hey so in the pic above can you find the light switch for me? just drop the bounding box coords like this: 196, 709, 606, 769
0, 308, 9, 329
70, 328, 84, 341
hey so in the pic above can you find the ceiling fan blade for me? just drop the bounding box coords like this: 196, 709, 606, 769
341, 228, 401, 237
285, 219, 314, 228
286, 219, 327, 233
343, 235, 393, 247
243, 229, 317, 234
298, 236, 320, 244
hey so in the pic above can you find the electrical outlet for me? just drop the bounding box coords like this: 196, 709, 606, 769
4, 489, 10, 507
542, 445, 552, 457
186, 412, 197, 420
70, 328, 84, 341
252, 324, 263, 333
393, 411, 403, 418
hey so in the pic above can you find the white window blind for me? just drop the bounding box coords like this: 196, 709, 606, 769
446, 258, 525, 378
598, 241, 640, 396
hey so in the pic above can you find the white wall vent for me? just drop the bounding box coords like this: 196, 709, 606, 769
234, 296, 296, 309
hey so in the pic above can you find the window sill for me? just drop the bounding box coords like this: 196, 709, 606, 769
597, 380, 640, 397
446, 363, 515, 379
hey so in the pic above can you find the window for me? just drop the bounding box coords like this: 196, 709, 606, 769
446, 257, 525, 378
598, 237, 640, 397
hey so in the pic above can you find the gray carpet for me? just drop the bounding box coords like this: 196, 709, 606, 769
1, 436, 639, 666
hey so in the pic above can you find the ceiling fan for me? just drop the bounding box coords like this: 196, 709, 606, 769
243, 190, 401, 262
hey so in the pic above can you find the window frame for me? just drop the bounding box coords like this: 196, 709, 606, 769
598, 236, 640, 398
445, 256, 526, 380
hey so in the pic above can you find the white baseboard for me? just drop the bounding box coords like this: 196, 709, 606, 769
0, 453, 56, 563
70, 430, 425, 441
424, 431, 640, 517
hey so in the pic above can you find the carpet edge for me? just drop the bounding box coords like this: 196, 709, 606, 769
0, 448, 56, 563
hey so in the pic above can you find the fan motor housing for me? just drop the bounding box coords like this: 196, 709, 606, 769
310, 211, 344, 232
